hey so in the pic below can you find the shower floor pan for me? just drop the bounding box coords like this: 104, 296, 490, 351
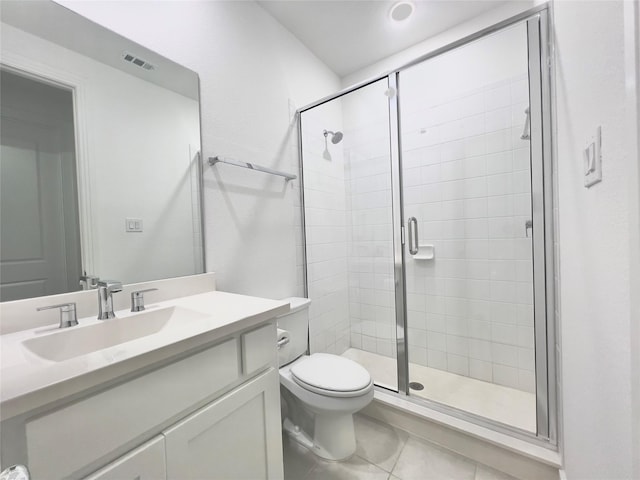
342, 348, 536, 433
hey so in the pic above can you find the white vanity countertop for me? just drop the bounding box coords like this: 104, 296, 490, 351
0, 291, 289, 421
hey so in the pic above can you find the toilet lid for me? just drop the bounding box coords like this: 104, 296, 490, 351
290, 353, 371, 393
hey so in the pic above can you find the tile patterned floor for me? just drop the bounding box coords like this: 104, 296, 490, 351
283, 414, 519, 480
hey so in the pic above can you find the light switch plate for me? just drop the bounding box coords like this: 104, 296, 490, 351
584, 126, 602, 188
125, 218, 143, 232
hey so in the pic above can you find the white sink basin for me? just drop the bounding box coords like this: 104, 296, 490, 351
22, 306, 208, 362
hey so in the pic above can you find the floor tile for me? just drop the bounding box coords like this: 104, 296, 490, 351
354, 414, 409, 472
475, 464, 519, 480
306, 455, 390, 480
282, 434, 316, 480
392, 436, 477, 480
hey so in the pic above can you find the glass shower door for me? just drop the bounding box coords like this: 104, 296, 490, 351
299, 78, 399, 391
397, 22, 542, 433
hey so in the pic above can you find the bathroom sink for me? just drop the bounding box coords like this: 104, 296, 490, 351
22, 306, 208, 362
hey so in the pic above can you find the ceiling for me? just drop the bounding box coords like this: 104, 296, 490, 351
258, 0, 509, 78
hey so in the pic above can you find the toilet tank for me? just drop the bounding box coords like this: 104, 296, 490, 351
276, 297, 311, 367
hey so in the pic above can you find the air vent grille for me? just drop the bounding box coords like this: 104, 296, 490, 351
122, 52, 155, 71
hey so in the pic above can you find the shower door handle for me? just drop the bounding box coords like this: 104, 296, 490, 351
408, 217, 419, 255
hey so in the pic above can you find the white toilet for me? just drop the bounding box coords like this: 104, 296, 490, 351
276, 297, 374, 461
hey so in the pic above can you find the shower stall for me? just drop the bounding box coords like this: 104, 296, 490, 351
298, 6, 555, 444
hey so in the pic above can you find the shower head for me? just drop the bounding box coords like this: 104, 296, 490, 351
323, 129, 343, 144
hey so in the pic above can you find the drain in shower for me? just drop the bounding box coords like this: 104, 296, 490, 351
409, 381, 424, 391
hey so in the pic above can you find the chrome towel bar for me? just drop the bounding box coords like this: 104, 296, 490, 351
209, 156, 297, 180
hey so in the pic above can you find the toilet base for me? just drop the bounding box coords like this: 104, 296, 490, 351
283, 413, 357, 461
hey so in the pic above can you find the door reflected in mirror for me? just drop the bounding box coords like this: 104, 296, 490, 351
0, 0, 204, 302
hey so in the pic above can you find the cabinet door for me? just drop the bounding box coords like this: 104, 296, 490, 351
84, 436, 166, 480
163, 368, 283, 480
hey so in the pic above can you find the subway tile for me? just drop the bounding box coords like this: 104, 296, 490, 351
484, 106, 511, 132
518, 347, 535, 371
518, 369, 536, 393
440, 139, 466, 162
446, 317, 469, 337
447, 353, 469, 376
426, 314, 447, 333
517, 325, 535, 348
489, 260, 517, 281
487, 173, 513, 196
468, 339, 492, 361
485, 129, 512, 154
489, 239, 516, 260
490, 280, 518, 303
485, 151, 512, 175
490, 301, 517, 325
488, 217, 517, 239
464, 218, 488, 238
470, 359, 493, 382
465, 239, 489, 259
427, 331, 447, 352
441, 200, 465, 220
491, 323, 519, 346
463, 156, 486, 178
516, 282, 534, 305
445, 296, 468, 317
492, 343, 519, 367
428, 349, 448, 370
512, 148, 530, 172
469, 320, 492, 340
410, 346, 428, 366
440, 159, 464, 181
515, 260, 533, 282
487, 195, 515, 217
493, 364, 519, 389
421, 164, 442, 184
467, 299, 491, 322
464, 134, 486, 157
446, 335, 469, 356
463, 198, 488, 219
442, 220, 466, 239
441, 180, 465, 200
485, 84, 512, 109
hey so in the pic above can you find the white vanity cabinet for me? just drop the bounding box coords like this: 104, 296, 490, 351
163, 369, 282, 479
83, 436, 167, 480
1, 320, 284, 480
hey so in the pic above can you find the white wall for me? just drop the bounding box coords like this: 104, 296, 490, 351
341, 1, 538, 88
57, 0, 341, 300
553, 0, 639, 477
1, 23, 202, 285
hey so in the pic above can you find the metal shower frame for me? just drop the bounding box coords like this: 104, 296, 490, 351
296, 4, 557, 447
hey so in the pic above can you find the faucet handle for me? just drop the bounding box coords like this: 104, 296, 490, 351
37, 302, 78, 328
131, 288, 158, 312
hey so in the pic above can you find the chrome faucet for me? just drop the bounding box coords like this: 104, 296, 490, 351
97, 280, 123, 320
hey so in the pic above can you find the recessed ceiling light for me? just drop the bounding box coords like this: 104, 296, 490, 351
389, 1, 415, 22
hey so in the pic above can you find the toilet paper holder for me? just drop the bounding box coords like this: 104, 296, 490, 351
277, 336, 290, 349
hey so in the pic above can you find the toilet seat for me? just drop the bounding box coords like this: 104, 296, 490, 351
290, 353, 372, 398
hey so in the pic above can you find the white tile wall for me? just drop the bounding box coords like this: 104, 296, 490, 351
300, 108, 350, 355
401, 74, 536, 393
301, 74, 536, 393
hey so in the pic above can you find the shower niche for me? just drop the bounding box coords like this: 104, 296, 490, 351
298, 7, 555, 444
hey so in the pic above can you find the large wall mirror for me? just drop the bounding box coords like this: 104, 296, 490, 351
0, 0, 204, 302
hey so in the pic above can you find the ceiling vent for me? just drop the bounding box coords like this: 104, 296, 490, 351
121, 52, 155, 71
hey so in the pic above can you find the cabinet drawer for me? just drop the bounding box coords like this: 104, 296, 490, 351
84, 436, 166, 480
25, 338, 238, 479
241, 323, 276, 375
